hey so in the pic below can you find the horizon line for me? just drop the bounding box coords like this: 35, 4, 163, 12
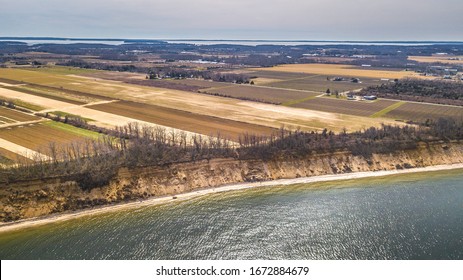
1, 36, 463, 44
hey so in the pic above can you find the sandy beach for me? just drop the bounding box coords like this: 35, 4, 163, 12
1, 163, 463, 233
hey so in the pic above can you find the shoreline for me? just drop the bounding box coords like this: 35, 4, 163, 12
1, 163, 463, 233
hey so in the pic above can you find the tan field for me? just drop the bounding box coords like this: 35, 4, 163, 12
250, 77, 283, 85
0, 68, 402, 134
409, 56, 463, 65
251, 63, 428, 79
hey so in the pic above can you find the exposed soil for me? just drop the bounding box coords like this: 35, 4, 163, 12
1, 142, 462, 223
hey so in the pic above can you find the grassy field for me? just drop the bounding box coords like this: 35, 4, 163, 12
88, 100, 278, 140
408, 56, 463, 65
1, 85, 86, 105
0, 68, 123, 99
251, 64, 426, 79
23, 65, 100, 75
0, 121, 94, 153
291, 98, 399, 117
9, 99, 46, 112
42, 121, 102, 140
384, 103, 463, 121
0, 107, 40, 123
200, 84, 319, 104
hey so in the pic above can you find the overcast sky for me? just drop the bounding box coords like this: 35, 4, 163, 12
1, 0, 462, 40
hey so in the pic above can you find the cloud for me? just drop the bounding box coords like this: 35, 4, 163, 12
1, 0, 462, 40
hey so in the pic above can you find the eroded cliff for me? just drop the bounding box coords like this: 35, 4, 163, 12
1, 142, 462, 222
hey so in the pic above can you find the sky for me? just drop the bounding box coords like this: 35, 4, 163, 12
1, 0, 462, 41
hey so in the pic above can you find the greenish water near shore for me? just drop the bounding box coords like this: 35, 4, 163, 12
1, 169, 462, 259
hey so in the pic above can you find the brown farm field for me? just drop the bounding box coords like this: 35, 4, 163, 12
83, 71, 236, 92
1, 85, 86, 105
263, 76, 383, 93
88, 100, 278, 140
252, 64, 427, 79
385, 103, 463, 121
0, 107, 40, 123
0, 77, 24, 85
0, 67, 403, 133
0, 147, 31, 164
248, 70, 309, 80
166, 79, 230, 89
0, 121, 97, 153
0, 122, 96, 154
200, 84, 319, 104
292, 98, 399, 117
129, 78, 227, 92
0, 68, 129, 99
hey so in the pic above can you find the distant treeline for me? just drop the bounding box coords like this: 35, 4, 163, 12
57, 60, 252, 83
3, 40, 462, 70
359, 79, 463, 106
147, 67, 252, 83
57, 59, 141, 73
1, 118, 462, 189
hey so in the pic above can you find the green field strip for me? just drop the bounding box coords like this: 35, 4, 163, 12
370, 101, 406, 118
42, 121, 102, 140
23, 66, 99, 75
3, 98, 46, 112
48, 111, 95, 122
282, 95, 319, 106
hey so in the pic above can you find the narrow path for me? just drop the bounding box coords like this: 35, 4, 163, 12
82, 100, 119, 107
370, 101, 406, 118
203, 83, 321, 95
381, 97, 463, 108
0, 120, 44, 129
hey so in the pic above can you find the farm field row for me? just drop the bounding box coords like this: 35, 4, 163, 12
88, 100, 278, 140
0, 85, 86, 105
0, 68, 137, 100
0, 107, 40, 123
251, 64, 427, 79
83, 71, 229, 92
0, 67, 402, 133
262, 75, 383, 93
23, 83, 110, 102
122, 77, 228, 93
0, 147, 31, 165
200, 84, 319, 104
0, 121, 101, 158
248, 70, 308, 80
0, 77, 24, 85
291, 98, 399, 117
384, 103, 463, 122
408, 56, 463, 65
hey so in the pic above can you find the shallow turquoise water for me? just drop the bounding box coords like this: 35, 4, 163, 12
1, 169, 462, 259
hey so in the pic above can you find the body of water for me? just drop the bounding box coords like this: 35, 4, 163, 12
165, 40, 445, 46
2, 38, 460, 47
0, 39, 126, 45
0, 169, 462, 259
